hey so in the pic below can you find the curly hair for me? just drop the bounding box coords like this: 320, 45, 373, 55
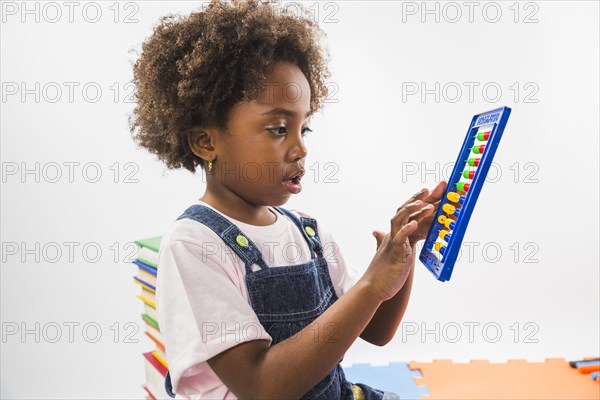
128, 0, 331, 174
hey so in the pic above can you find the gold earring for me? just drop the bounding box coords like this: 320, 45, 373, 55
207, 157, 215, 173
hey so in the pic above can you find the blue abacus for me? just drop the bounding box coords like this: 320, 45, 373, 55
419, 106, 512, 282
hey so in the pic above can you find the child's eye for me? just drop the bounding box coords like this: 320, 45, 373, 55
268, 126, 313, 137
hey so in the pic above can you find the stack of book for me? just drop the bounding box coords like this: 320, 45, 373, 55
133, 236, 170, 399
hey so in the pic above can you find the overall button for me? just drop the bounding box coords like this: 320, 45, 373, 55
304, 226, 316, 237
236, 234, 249, 247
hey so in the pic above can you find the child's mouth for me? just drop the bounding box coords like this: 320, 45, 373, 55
283, 171, 304, 194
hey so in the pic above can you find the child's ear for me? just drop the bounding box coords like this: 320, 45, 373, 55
187, 126, 215, 160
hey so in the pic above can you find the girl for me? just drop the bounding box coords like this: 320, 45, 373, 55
129, 1, 446, 398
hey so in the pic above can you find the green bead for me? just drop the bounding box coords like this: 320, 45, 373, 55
236, 234, 249, 247
304, 226, 316, 237
456, 182, 465, 191
462, 170, 470, 179
468, 158, 476, 167
477, 132, 485, 141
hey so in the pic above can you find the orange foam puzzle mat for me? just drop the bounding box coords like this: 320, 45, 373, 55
345, 358, 599, 399
409, 358, 600, 399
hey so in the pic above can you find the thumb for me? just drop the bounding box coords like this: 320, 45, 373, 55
372, 230, 385, 250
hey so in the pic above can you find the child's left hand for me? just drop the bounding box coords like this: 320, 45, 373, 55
373, 181, 447, 250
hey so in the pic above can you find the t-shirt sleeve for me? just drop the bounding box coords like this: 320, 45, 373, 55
156, 237, 272, 395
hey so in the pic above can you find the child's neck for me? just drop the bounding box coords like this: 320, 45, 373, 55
200, 191, 277, 227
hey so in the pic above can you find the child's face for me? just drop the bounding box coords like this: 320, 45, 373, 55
206, 61, 312, 207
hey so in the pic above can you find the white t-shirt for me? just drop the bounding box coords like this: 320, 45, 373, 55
156, 200, 359, 399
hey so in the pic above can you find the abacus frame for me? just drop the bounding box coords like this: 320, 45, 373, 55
419, 106, 512, 282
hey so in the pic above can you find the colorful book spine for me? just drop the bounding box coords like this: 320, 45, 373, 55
134, 236, 165, 399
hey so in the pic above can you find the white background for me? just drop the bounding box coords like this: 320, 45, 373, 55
1, 0, 599, 398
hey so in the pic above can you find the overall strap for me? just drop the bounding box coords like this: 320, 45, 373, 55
273, 207, 324, 258
176, 204, 269, 273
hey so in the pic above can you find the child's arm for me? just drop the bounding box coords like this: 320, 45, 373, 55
359, 182, 447, 346
207, 199, 426, 399
358, 263, 415, 346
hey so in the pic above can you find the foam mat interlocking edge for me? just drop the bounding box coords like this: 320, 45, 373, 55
343, 361, 429, 399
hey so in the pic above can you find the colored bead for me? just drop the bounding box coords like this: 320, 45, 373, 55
236, 234, 249, 247
473, 145, 486, 154
442, 203, 456, 215
304, 226, 316, 237
447, 192, 460, 203
458, 196, 466, 205
456, 182, 470, 192
439, 229, 449, 241
444, 218, 456, 230
462, 170, 475, 180
477, 131, 490, 141
434, 242, 445, 253
434, 242, 447, 255
468, 158, 481, 167
454, 208, 462, 217
438, 215, 447, 225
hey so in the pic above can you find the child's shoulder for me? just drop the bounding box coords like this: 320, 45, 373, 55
158, 212, 220, 251
282, 207, 330, 237
280, 207, 318, 222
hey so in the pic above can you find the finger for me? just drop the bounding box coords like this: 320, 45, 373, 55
398, 188, 430, 210
391, 201, 425, 238
372, 230, 385, 250
423, 181, 448, 204
392, 219, 418, 246
409, 199, 442, 219
409, 203, 435, 222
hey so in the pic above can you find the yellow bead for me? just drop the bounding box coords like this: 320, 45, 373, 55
304, 226, 315, 237
438, 215, 447, 225
236, 234, 249, 247
444, 218, 455, 230
434, 242, 443, 252
439, 229, 449, 241
447, 192, 460, 203
442, 203, 456, 215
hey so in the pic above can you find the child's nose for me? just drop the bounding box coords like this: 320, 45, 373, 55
289, 131, 308, 161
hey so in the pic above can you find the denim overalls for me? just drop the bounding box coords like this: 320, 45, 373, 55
164, 204, 398, 399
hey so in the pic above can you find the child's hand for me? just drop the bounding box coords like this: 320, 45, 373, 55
361, 194, 428, 302
365, 182, 447, 302
406, 181, 447, 247
372, 181, 447, 250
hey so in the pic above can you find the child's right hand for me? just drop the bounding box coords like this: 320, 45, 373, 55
360, 192, 431, 302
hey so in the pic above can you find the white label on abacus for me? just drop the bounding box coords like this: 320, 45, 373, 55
474, 111, 501, 127
477, 124, 494, 134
